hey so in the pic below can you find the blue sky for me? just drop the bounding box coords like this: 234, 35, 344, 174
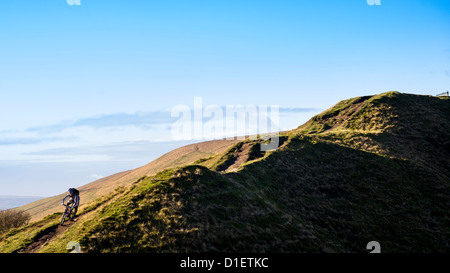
0, 0, 449, 197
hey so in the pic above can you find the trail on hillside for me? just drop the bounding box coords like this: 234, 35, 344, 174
224, 142, 253, 172
17, 219, 77, 253
16, 191, 120, 253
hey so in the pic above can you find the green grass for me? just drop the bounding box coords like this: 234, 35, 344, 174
0, 213, 61, 253
38, 132, 448, 252
2, 91, 449, 253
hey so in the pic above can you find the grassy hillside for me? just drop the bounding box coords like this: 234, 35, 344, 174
18, 139, 239, 222
297, 92, 450, 169
2, 92, 449, 253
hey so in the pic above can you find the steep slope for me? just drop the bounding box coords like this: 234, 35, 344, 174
19, 139, 239, 222
2, 92, 449, 253
297, 92, 450, 170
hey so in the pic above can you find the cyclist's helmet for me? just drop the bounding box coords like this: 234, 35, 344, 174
68, 188, 75, 195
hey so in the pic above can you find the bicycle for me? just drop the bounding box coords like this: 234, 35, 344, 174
61, 204, 76, 226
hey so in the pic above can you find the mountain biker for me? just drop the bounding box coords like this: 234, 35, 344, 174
62, 188, 80, 220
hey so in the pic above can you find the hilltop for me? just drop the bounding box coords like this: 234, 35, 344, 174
1, 92, 449, 253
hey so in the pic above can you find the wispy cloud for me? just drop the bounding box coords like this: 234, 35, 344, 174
279, 107, 321, 113
90, 174, 105, 180
23, 140, 196, 161
27, 110, 176, 134
0, 107, 320, 148
0, 136, 77, 146
26, 107, 320, 134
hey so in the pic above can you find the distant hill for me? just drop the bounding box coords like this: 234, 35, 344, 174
18, 139, 239, 222
0, 196, 43, 211
1, 92, 449, 253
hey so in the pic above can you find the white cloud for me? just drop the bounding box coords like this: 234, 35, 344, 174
90, 174, 104, 180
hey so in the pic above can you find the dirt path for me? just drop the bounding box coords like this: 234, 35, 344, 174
224, 142, 253, 172
17, 190, 122, 253
18, 218, 77, 253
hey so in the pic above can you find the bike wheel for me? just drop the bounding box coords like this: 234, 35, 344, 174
61, 208, 68, 225
68, 208, 76, 220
